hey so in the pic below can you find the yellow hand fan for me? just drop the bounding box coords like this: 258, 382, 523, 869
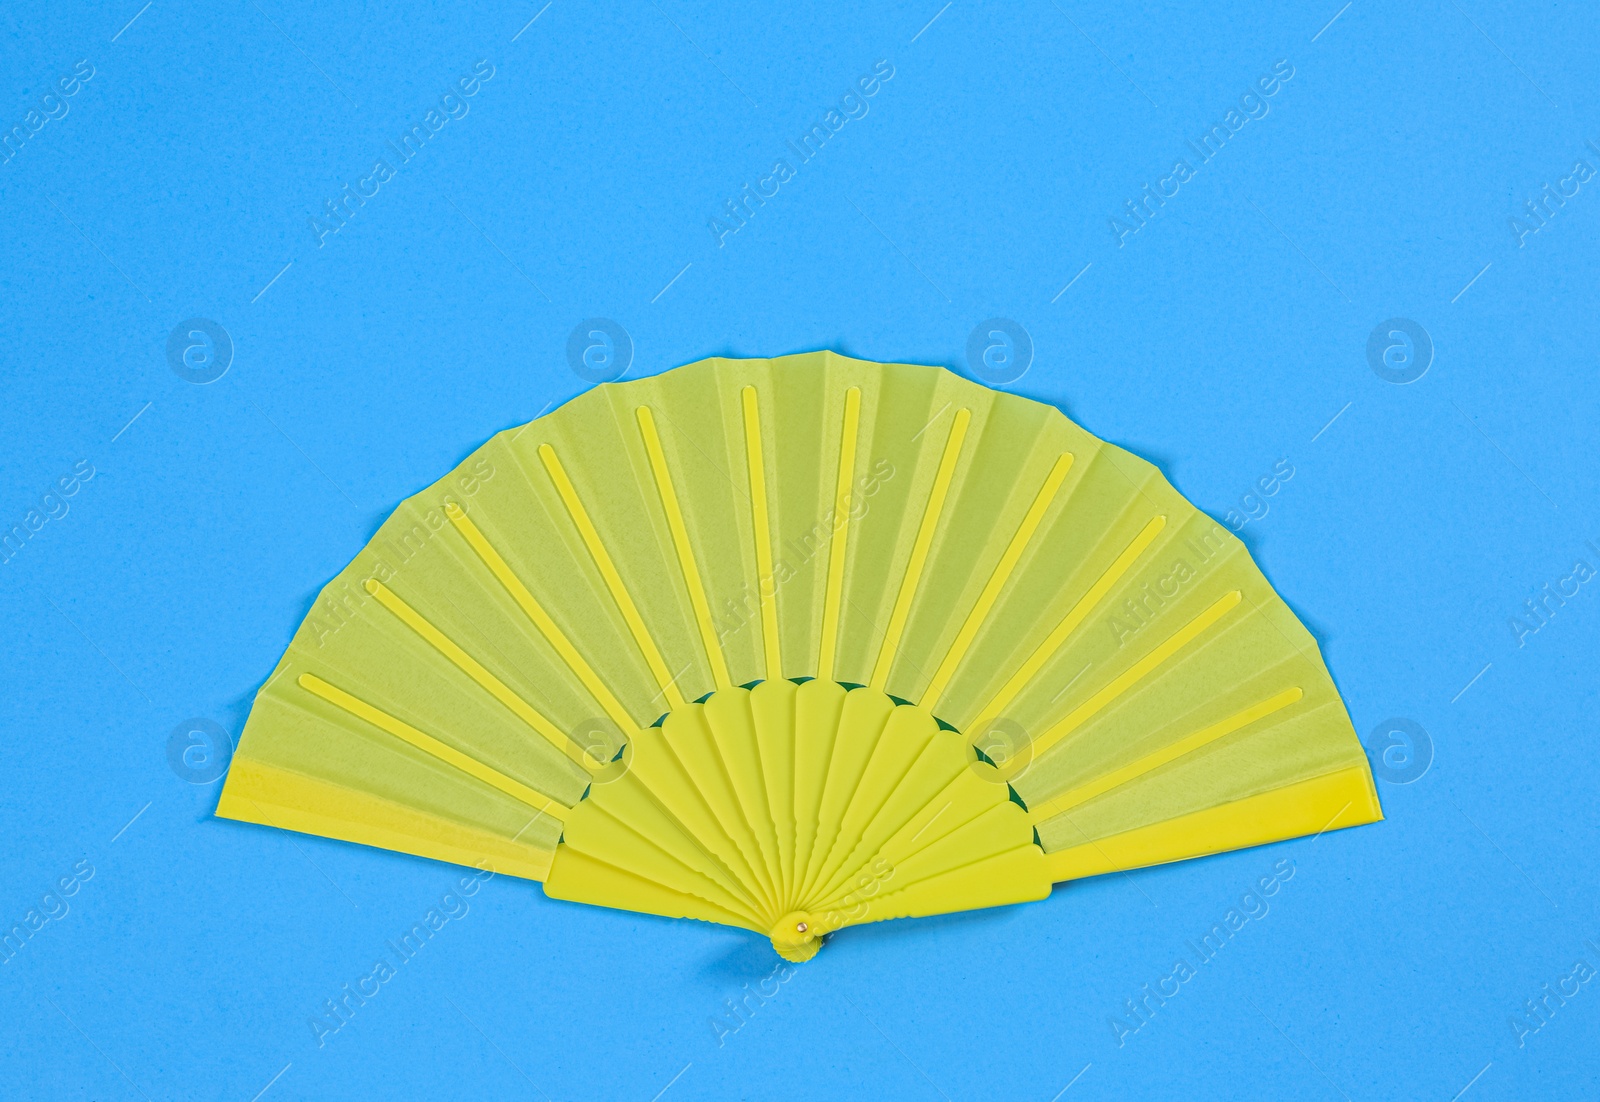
217, 351, 1381, 961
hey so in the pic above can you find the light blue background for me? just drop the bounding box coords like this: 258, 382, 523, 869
2, 2, 1597, 1099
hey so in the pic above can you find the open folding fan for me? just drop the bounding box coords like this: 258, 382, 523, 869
218, 352, 1381, 960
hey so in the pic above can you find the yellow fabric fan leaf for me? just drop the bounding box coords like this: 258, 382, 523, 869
216, 351, 1381, 959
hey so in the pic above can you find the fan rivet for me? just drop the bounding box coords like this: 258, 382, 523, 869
796, 922, 808, 933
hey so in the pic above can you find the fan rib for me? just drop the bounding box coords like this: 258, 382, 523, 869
740, 386, 783, 680
791, 681, 848, 904
651, 719, 778, 917
670, 715, 783, 917
873, 802, 1030, 892
538, 443, 687, 710
1030, 589, 1244, 760
705, 693, 786, 910
445, 502, 636, 735
816, 387, 862, 682
750, 680, 798, 900
1027, 685, 1304, 820
636, 405, 735, 691
569, 790, 767, 925
362, 580, 591, 770
967, 513, 1168, 737
809, 724, 954, 905
803, 706, 938, 902
810, 768, 1011, 914
218, 756, 557, 881
590, 758, 770, 915
1041, 764, 1381, 882
869, 408, 971, 692
296, 673, 572, 820
857, 840, 1047, 923
921, 452, 1074, 711
544, 846, 765, 933
736, 402, 791, 904
798, 688, 896, 901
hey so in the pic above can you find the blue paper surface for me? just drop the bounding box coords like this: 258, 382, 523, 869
2, 2, 1597, 1099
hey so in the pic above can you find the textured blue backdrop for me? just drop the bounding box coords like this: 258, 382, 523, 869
2, 2, 1598, 1099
